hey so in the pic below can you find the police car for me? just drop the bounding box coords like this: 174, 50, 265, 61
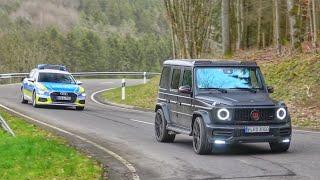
21, 64, 86, 110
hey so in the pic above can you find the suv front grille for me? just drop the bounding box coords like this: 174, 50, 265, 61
50, 92, 77, 103
234, 108, 275, 122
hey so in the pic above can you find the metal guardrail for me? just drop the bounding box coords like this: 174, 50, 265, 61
0, 72, 160, 78
0, 72, 161, 84
0, 115, 15, 136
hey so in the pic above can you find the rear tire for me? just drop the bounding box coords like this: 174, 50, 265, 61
154, 109, 175, 143
192, 117, 212, 155
32, 91, 39, 108
21, 89, 28, 104
76, 106, 85, 111
269, 142, 290, 153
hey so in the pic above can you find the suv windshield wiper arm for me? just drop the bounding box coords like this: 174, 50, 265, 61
231, 87, 257, 93
200, 88, 228, 93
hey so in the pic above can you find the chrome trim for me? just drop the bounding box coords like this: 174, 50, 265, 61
171, 110, 193, 117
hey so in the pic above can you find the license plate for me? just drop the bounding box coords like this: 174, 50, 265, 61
56, 96, 71, 101
245, 126, 269, 133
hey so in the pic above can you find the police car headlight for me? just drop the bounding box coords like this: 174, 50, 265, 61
276, 107, 287, 120
217, 108, 230, 121
80, 93, 86, 97
38, 89, 48, 95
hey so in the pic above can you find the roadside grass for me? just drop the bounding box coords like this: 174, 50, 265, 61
101, 77, 159, 110
0, 109, 102, 179
102, 54, 320, 129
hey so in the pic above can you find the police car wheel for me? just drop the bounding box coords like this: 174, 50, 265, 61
76, 106, 84, 111
21, 89, 28, 104
32, 92, 39, 108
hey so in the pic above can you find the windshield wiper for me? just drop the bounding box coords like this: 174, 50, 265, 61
200, 88, 228, 93
231, 87, 257, 93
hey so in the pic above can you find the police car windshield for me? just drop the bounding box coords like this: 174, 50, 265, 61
38, 73, 76, 84
196, 67, 264, 90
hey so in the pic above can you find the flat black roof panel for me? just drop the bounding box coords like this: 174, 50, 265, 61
163, 59, 257, 67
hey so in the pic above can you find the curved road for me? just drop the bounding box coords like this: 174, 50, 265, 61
0, 79, 320, 180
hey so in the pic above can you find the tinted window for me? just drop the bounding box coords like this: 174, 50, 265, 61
182, 69, 192, 87
196, 67, 263, 89
38, 73, 76, 84
160, 66, 170, 89
171, 68, 181, 90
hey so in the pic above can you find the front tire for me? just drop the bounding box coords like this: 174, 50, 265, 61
32, 91, 39, 108
76, 106, 85, 111
193, 117, 212, 155
21, 89, 28, 104
154, 109, 175, 143
269, 142, 290, 153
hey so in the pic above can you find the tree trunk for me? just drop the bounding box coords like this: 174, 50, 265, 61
257, 0, 262, 49
236, 0, 243, 50
312, 0, 317, 49
287, 0, 301, 51
222, 0, 231, 55
274, 0, 281, 54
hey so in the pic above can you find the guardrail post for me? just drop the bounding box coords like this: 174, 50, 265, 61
0, 115, 15, 136
121, 78, 126, 100
143, 72, 147, 84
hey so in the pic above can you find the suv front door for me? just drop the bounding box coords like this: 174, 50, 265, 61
177, 68, 193, 129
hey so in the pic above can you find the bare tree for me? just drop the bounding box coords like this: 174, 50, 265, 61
163, 0, 214, 59
274, 0, 281, 54
222, 0, 231, 55
287, 0, 301, 51
236, 0, 243, 50
257, 0, 262, 49
312, 0, 317, 49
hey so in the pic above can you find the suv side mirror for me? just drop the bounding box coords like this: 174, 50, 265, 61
76, 81, 83, 85
179, 85, 192, 94
267, 86, 274, 93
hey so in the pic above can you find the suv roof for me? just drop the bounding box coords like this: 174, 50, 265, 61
163, 59, 258, 67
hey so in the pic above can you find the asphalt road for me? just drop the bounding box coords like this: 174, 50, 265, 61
0, 79, 320, 180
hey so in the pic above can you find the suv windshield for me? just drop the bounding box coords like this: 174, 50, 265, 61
196, 67, 263, 90
38, 73, 76, 84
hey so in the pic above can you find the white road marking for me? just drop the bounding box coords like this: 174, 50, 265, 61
130, 119, 153, 125
0, 104, 140, 180
100, 82, 114, 84
90, 88, 154, 126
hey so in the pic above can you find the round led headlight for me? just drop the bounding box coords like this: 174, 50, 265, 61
217, 108, 230, 121
276, 107, 287, 120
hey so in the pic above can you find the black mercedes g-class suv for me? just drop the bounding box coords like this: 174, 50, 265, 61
154, 59, 291, 155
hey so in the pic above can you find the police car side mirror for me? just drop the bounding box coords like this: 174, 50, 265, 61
179, 85, 192, 94
267, 86, 274, 93
27, 78, 35, 83
76, 81, 83, 85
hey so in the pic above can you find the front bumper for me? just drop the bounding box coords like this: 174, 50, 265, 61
207, 123, 292, 144
35, 93, 86, 107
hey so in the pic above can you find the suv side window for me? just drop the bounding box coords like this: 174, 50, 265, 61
182, 69, 192, 87
159, 66, 171, 89
171, 68, 181, 90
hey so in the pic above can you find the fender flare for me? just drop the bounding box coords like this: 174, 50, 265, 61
155, 102, 172, 124
191, 110, 212, 135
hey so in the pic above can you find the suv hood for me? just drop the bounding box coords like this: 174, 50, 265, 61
38, 82, 80, 93
196, 92, 276, 106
